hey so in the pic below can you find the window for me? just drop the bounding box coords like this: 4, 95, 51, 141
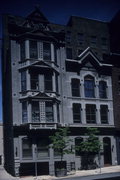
100, 105, 108, 124
66, 48, 72, 59
22, 102, 28, 123
101, 37, 108, 49
57, 104, 60, 123
37, 138, 49, 158
75, 137, 83, 156
44, 74, 52, 91
84, 75, 95, 98
55, 74, 59, 93
86, 104, 96, 124
90, 36, 97, 46
54, 45, 57, 64
43, 42, 51, 61
31, 73, 39, 90
73, 103, 81, 123
45, 102, 54, 122
22, 138, 32, 158
99, 81, 107, 98
20, 41, 25, 60
21, 71, 26, 92
77, 33, 84, 45
29, 40, 37, 59
66, 31, 71, 43
32, 101, 40, 122
71, 79, 80, 97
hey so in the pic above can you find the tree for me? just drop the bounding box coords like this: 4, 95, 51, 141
50, 127, 73, 169
76, 127, 101, 170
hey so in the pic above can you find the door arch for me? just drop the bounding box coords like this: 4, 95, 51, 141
103, 137, 112, 166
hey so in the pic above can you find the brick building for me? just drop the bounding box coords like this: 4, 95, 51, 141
2, 8, 119, 176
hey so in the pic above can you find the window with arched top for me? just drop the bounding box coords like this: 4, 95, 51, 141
71, 78, 80, 97
84, 75, 95, 98
99, 81, 107, 98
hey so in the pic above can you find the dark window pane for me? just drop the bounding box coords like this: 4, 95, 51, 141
99, 81, 107, 98
71, 79, 80, 97
44, 75, 52, 91
22, 102, 28, 123
21, 71, 26, 91
100, 105, 108, 124
66, 48, 72, 59
32, 101, 40, 122
20, 41, 25, 60
45, 102, 54, 122
30, 40, 37, 59
43, 42, 51, 61
84, 75, 95, 98
37, 138, 49, 158
73, 103, 81, 123
22, 138, 32, 158
66, 31, 71, 43
86, 104, 96, 123
31, 73, 39, 90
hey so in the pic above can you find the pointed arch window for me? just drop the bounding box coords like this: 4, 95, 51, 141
99, 81, 107, 98
84, 75, 95, 98
71, 79, 80, 97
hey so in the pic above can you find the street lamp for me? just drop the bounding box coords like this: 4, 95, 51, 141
34, 147, 38, 180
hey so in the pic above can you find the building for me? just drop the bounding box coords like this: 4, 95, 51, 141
2, 8, 118, 176
0, 123, 3, 165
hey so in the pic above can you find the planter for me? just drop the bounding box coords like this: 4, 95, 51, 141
55, 169, 67, 177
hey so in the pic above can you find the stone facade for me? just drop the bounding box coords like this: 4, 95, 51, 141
2, 8, 119, 176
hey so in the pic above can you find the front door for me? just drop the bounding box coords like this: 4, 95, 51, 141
103, 137, 112, 166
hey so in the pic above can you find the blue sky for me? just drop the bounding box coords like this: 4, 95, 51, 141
0, 0, 120, 121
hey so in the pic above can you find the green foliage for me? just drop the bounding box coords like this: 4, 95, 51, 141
77, 127, 101, 154
50, 128, 73, 161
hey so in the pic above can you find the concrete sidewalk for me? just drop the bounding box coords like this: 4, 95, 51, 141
19, 165, 120, 180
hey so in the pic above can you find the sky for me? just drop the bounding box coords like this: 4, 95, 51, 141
0, 0, 120, 121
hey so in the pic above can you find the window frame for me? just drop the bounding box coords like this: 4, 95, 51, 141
71, 78, 80, 97
100, 105, 108, 124
73, 103, 81, 123
22, 138, 33, 158
86, 104, 96, 124
84, 75, 95, 98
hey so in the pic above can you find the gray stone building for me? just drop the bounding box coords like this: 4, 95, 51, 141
2, 8, 119, 176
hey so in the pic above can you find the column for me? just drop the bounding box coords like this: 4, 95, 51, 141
52, 72, 56, 92
53, 104, 57, 123
51, 43, 54, 62
26, 69, 30, 91
81, 103, 86, 124
28, 102, 32, 123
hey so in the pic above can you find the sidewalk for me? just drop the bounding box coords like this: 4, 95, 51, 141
19, 165, 120, 180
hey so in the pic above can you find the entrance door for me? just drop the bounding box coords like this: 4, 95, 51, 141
103, 137, 112, 166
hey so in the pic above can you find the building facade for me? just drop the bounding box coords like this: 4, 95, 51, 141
2, 8, 119, 176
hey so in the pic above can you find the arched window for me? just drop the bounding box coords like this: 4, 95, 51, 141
99, 81, 107, 98
84, 75, 95, 98
75, 137, 83, 156
103, 137, 112, 165
71, 78, 80, 97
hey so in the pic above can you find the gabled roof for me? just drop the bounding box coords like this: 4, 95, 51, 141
76, 47, 112, 68
26, 7, 49, 24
